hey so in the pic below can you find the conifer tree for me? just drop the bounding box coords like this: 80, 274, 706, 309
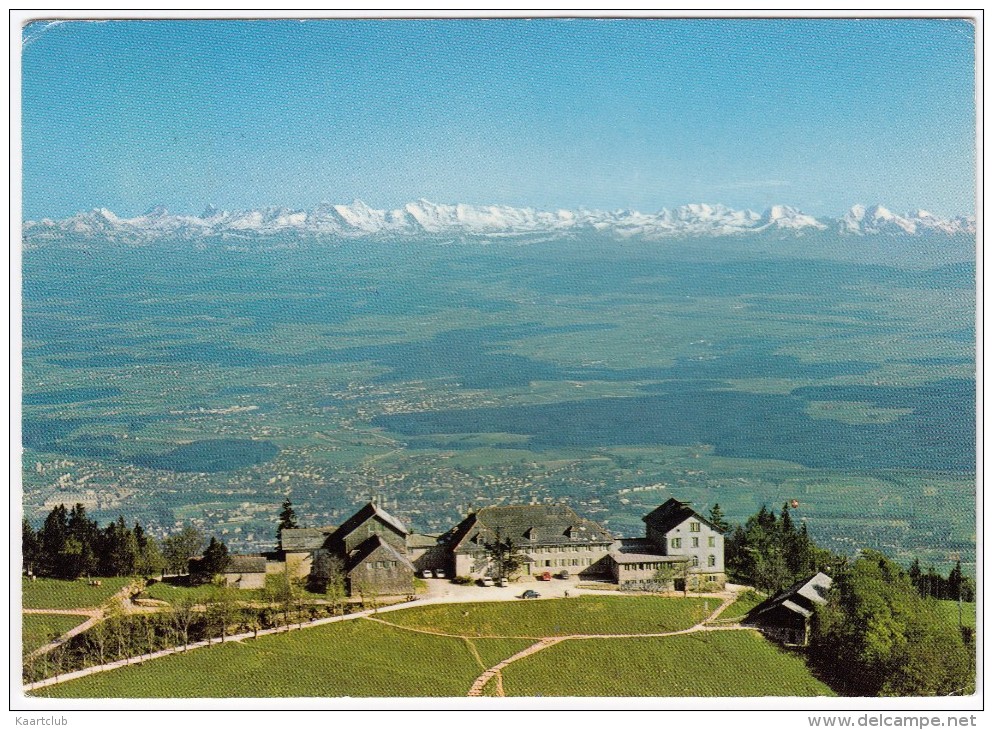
707, 503, 730, 533
277, 499, 298, 550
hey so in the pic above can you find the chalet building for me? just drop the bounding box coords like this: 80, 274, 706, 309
275, 497, 723, 593
609, 498, 726, 591
441, 504, 616, 579
745, 572, 833, 646
279, 502, 416, 597
222, 555, 267, 590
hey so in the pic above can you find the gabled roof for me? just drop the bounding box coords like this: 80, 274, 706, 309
223, 555, 267, 574
609, 538, 687, 565
642, 498, 717, 534
345, 534, 415, 573
407, 532, 440, 549
332, 502, 409, 543
746, 572, 833, 623
281, 527, 334, 552
448, 504, 613, 553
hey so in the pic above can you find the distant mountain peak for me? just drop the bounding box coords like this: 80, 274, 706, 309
22, 199, 976, 245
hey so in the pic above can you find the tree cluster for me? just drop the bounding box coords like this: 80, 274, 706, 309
22, 505, 164, 580
725, 502, 826, 593
908, 558, 975, 602
188, 537, 230, 585
22, 584, 354, 685
809, 550, 974, 697
22, 504, 232, 585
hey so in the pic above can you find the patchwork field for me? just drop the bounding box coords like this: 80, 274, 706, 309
22, 236, 975, 576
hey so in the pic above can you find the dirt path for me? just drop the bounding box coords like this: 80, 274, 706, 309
467, 638, 564, 697
463, 590, 746, 697
24, 589, 751, 694
23, 608, 101, 617
24, 581, 140, 660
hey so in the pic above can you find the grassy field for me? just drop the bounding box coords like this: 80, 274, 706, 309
500, 631, 835, 697
380, 595, 710, 637
22, 614, 87, 654
463, 637, 535, 669
36, 619, 526, 698
935, 600, 976, 630
22, 577, 134, 610
34, 596, 834, 698
715, 590, 766, 622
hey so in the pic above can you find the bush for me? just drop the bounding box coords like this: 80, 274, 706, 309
451, 576, 474, 585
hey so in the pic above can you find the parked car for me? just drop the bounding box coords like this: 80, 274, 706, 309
520, 590, 540, 599
498, 577, 509, 587
539, 572, 552, 581
434, 569, 446, 579
557, 570, 570, 579
479, 576, 495, 587
421, 569, 433, 578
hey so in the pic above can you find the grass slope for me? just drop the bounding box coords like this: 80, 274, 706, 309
501, 631, 835, 697
22, 577, 133, 610
23, 614, 87, 654
714, 589, 765, 622
37, 619, 526, 698
381, 595, 710, 637
935, 600, 976, 630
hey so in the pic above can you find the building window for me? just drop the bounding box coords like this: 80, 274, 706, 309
692, 556, 699, 567
690, 522, 700, 532
708, 555, 716, 567
671, 538, 682, 549
691, 537, 699, 548
708, 536, 716, 547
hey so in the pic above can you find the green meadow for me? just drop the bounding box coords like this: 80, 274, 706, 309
22, 577, 134, 610
500, 631, 835, 697
379, 595, 710, 637
37, 619, 525, 698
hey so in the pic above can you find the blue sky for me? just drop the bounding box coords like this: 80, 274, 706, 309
21, 18, 976, 219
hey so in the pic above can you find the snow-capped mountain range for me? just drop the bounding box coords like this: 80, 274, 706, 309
22, 200, 976, 244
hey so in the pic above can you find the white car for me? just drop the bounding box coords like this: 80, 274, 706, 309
434, 569, 446, 579
480, 576, 495, 587
421, 569, 432, 578
498, 577, 509, 587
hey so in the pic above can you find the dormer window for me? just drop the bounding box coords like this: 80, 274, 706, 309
525, 527, 536, 541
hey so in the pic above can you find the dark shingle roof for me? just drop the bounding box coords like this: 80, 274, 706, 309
407, 532, 440, 549
642, 498, 716, 534
345, 534, 414, 573
450, 504, 613, 552
223, 555, 267, 574
281, 527, 334, 551
332, 502, 408, 544
747, 572, 833, 622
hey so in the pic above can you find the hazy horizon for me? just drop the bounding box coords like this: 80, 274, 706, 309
22, 19, 976, 220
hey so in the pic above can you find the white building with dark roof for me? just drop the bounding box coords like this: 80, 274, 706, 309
608, 498, 726, 591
